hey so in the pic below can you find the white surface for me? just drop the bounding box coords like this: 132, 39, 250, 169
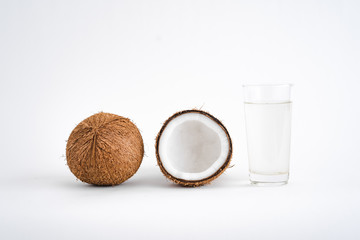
159, 112, 230, 180
1, 1, 360, 240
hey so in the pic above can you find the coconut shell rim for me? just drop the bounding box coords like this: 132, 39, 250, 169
155, 109, 233, 187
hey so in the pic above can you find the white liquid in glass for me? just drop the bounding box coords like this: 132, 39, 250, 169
245, 102, 292, 175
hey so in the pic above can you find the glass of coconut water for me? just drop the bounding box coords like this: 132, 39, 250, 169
243, 84, 292, 186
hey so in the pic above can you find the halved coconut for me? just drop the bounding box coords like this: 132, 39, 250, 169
156, 110, 232, 187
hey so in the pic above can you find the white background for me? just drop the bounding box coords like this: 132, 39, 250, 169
1, 0, 359, 239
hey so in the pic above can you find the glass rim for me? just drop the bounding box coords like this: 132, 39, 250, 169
242, 83, 293, 87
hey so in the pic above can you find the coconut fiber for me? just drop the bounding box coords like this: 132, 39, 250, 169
66, 112, 144, 186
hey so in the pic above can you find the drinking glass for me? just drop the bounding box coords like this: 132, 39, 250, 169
243, 84, 292, 186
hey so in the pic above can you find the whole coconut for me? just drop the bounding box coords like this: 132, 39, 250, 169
66, 112, 144, 186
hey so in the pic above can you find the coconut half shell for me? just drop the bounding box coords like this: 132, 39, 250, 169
156, 110, 232, 187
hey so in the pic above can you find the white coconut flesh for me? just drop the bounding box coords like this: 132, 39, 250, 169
158, 112, 230, 181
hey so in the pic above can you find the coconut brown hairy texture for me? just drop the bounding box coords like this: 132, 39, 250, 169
66, 112, 144, 186
156, 110, 233, 187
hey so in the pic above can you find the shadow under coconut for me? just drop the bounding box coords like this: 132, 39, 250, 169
58, 171, 179, 189
123, 173, 183, 189
57, 178, 114, 189
59, 164, 253, 189
59, 176, 253, 189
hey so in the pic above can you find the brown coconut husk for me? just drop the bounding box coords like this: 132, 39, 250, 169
155, 109, 233, 187
66, 112, 144, 186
